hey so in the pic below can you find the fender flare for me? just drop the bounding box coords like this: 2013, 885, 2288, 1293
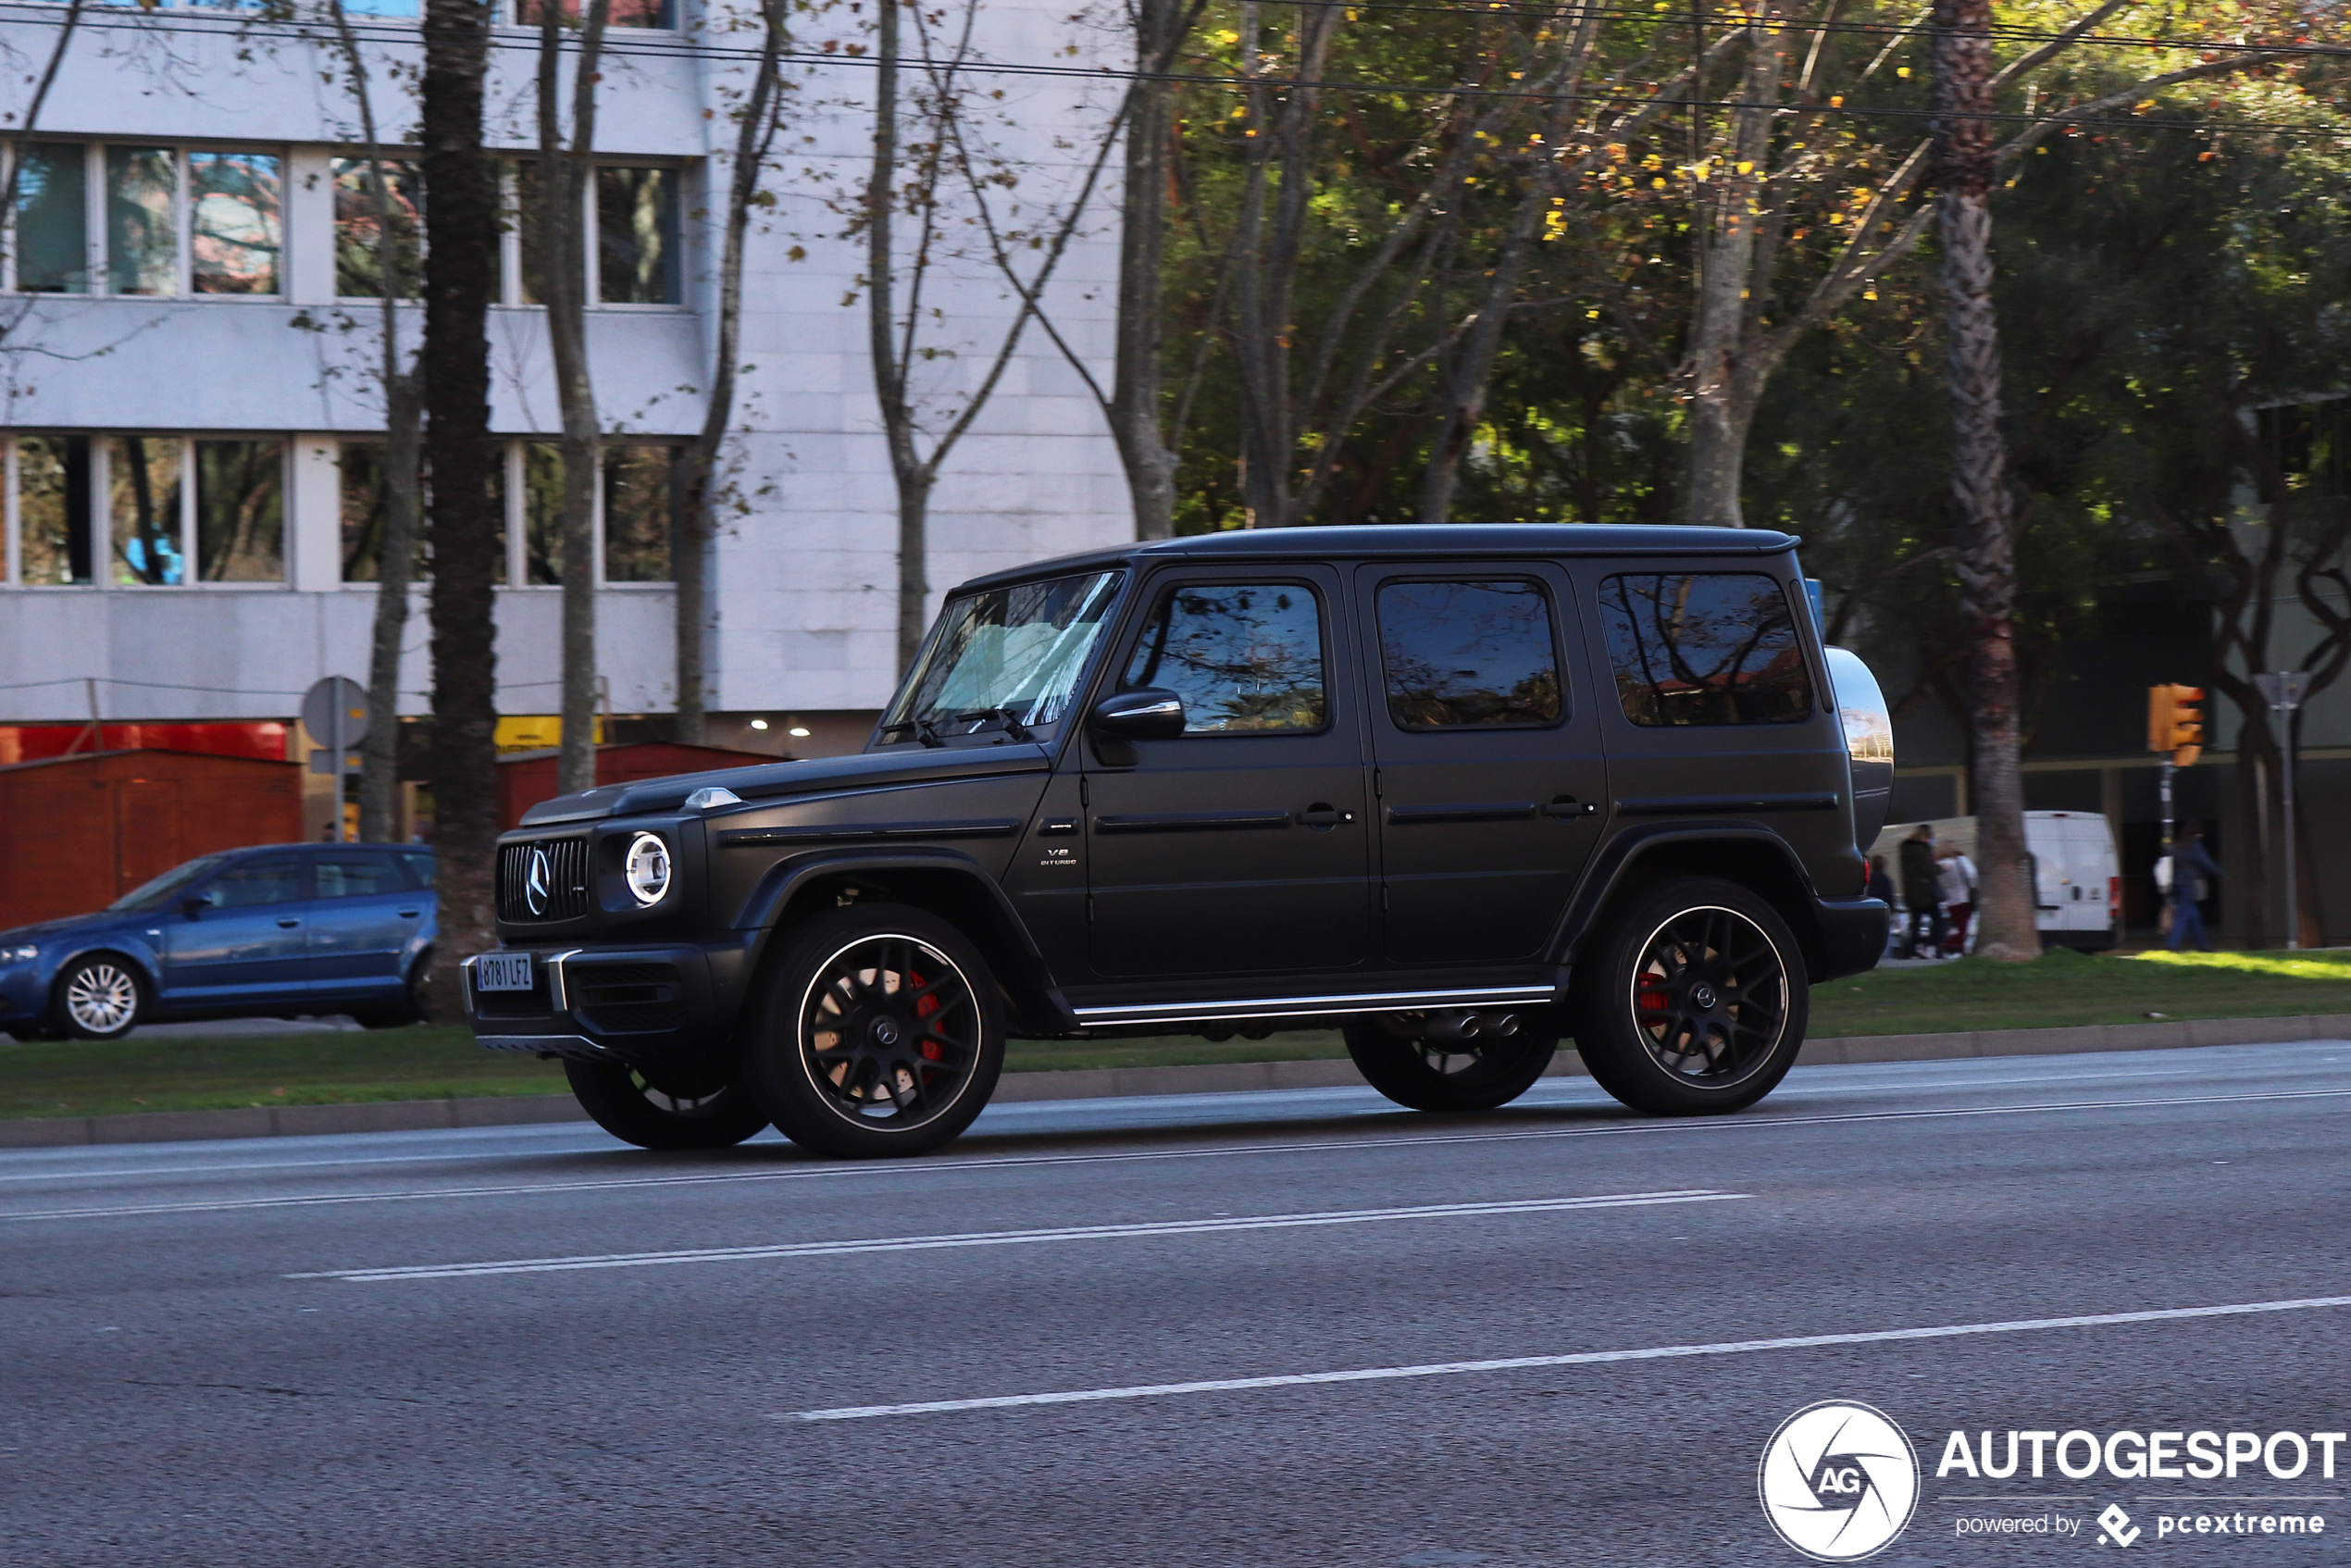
1549, 822, 1827, 974
729, 848, 1070, 1031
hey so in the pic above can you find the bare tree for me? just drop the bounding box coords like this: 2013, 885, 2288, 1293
862, 0, 1097, 670
676, 0, 791, 743
534, 0, 615, 793
322, 0, 428, 846
420, 0, 505, 1018
0, 0, 89, 359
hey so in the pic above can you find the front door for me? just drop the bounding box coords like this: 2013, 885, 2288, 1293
1085, 569, 1373, 978
162, 853, 313, 1007
1358, 566, 1609, 965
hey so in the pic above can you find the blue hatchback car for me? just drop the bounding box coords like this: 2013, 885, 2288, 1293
0, 843, 437, 1041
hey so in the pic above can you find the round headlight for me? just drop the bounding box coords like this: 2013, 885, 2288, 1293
623, 832, 671, 906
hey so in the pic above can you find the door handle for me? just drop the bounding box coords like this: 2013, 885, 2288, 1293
398, 909, 421, 918
1543, 796, 1598, 818
277, 917, 301, 927
1297, 804, 1357, 828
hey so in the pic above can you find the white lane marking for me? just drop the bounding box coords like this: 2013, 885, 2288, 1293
790, 1293, 2351, 1422
13, 1083, 2351, 1224
291, 1190, 1745, 1282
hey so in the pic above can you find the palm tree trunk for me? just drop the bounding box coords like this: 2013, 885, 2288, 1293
419, 0, 504, 1018
1934, 0, 2034, 961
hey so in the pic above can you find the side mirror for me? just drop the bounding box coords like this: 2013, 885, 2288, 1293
180, 897, 208, 918
1089, 688, 1186, 742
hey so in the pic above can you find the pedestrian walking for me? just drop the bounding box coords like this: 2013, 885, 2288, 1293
1938, 845, 1977, 955
1898, 824, 1944, 959
2168, 825, 2222, 952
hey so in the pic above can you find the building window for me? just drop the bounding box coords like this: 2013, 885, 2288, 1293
603, 443, 678, 582
7, 143, 90, 293
521, 440, 566, 585
195, 440, 286, 580
6, 143, 282, 299
596, 167, 678, 305
109, 435, 184, 584
501, 160, 683, 307
513, 0, 676, 29
106, 147, 177, 296
190, 151, 282, 295
0, 433, 287, 589
339, 442, 432, 582
13, 436, 96, 584
332, 158, 422, 299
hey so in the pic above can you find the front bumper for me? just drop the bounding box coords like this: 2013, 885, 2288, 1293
462, 942, 739, 1065
1810, 895, 1891, 982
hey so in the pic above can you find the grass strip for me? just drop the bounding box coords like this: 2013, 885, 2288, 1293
6, 949, 2348, 1120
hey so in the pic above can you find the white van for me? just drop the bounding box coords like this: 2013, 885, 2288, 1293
1870, 811, 2121, 952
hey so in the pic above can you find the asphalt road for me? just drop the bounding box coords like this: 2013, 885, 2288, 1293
8, 1041, 2351, 1567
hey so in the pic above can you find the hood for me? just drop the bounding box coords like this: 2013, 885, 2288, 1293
516, 742, 1056, 828
0, 909, 137, 946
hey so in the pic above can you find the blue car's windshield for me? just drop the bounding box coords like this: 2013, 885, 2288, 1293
109, 853, 231, 912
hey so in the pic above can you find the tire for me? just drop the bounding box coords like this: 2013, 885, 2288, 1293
52, 954, 147, 1041
740, 902, 1005, 1160
1570, 876, 1809, 1116
1343, 1012, 1558, 1113
564, 1057, 772, 1151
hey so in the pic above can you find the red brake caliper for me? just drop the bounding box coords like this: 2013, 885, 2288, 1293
912, 969, 943, 1061
1635, 974, 1672, 1029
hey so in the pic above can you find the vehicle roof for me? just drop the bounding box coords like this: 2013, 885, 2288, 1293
951, 524, 1801, 594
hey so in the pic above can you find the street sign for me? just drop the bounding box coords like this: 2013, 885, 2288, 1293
301, 677, 369, 751
301, 677, 367, 845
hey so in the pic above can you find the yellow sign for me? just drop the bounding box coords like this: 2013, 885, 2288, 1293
494, 716, 606, 753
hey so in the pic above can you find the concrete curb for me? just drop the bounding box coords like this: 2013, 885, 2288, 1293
6, 1011, 2350, 1149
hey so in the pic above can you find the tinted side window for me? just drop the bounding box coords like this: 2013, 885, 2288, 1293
316, 852, 405, 899
202, 856, 306, 908
1121, 582, 1327, 733
1377, 579, 1561, 728
1598, 572, 1812, 726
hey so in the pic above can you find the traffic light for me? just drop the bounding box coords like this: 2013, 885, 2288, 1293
2147, 683, 2203, 767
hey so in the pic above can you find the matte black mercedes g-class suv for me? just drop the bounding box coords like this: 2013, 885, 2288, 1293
465, 525, 1894, 1158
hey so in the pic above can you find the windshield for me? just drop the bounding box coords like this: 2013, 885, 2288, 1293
109, 853, 230, 912
879, 570, 1126, 744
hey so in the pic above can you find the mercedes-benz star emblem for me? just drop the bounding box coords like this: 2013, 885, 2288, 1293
524, 848, 552, 916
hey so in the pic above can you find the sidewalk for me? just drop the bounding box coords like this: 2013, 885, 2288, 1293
6, 1009, 2347, 1149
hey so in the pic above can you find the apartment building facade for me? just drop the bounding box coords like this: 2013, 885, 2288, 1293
0, 0, 1128, 802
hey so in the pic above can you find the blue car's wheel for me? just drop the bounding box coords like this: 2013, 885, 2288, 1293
54, 955, 146, 1041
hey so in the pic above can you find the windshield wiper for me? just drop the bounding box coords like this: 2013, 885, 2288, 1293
952, 707, 1034, 742
877, 720, 947, 749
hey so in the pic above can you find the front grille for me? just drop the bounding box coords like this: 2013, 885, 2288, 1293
571, 961, 687, 1034
499, 837, 591, 922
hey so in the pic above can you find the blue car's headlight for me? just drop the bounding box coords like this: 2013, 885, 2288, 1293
1, 945, 37, 964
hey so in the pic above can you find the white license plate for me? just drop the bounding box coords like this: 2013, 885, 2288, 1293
475, 952, 534, 992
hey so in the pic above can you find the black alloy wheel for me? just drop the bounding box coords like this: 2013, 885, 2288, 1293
1570, 875, 1809, 1115
53, 954, 146, 1041
564, 1056, 772, 1151
1343, 1013, 1559, 1113
742, 902, 1005, 1159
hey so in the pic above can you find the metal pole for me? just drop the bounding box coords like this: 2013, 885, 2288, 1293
2283, 712, 2298, 951
331, 686, 347, 844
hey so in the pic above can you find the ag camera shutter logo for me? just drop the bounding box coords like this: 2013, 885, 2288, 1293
1759, 1400, 1921, 1561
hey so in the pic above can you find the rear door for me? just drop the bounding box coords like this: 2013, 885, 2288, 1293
1356, 565, 1607, 964
1083, 567, 1373, 977
308, 848, 426, 1003
160, 853, 312, 1006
